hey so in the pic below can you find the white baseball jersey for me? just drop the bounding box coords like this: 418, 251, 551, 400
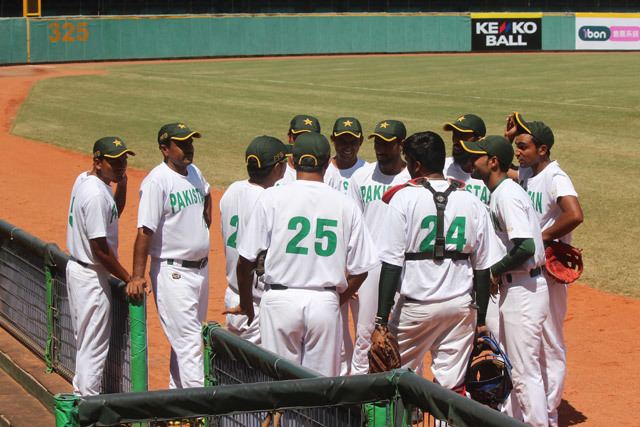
66, 173, 119, 265
379, 180, 503, 302
444, 157, 491, 205
138, 162, 210, 260
275, 163, 296, 186
347, 162, 411, 244
518, 161, 578, 245
490, 178, 546, 273
324, 158, 368, 194
219, 179, 264, 292
237, 180, 378, 291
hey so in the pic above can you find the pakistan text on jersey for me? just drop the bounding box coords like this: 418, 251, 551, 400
360, 184, 393, 204
169, 188, 206, 214
466, 184, 490, 204
527, 190, 543, 214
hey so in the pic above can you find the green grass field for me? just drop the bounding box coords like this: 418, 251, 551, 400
12, 52, 640, 297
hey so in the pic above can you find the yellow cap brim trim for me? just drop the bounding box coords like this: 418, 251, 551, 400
246, 154, 262, 168
459, 140, 487, 155
290, 129, 312, 135
171, 131, 201, 141
368, 133, 397, 142
298, 154, 318, 166
514, 112, 532, 134
443, 123, 474, 133
102, 149, 136, 158
333, 131, 362, 138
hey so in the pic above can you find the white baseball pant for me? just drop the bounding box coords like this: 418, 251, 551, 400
499, 274, 549, 427
541, 272, 568, 427
350, 263, 380, 375
260, 287, 341, 377
339, 297, 357, 375
224, 286, 261, 345
66, 260, 112, 396
150, 258, 209, 388
390, 293, 475, 390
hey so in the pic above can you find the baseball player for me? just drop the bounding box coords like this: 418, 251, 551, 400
324, 117, 368, 194
346, 119, 411, 375
514, 118, 583, 427
65, 136, 134, 395
219, 136, 290, 344
235, 132, 378, 377
323, 117, 369, 374
442, 114, 490, 205
276, 114, 321, 186
128, 123, 211, 389
373, 131, 500, 393
462, 135, 550, 427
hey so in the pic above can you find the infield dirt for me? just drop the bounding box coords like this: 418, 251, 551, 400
1, 62, 638, 426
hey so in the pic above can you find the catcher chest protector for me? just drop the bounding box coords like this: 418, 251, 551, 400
405, 180, 469, 261
465, 335, 513, 410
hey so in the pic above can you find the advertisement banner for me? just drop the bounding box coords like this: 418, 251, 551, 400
576, 14, 640, 50
471, 13, 542, 51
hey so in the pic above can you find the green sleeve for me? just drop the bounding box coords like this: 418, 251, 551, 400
490, 238, 535, 276
375, 262, 402, 325
473, 269, 490, 326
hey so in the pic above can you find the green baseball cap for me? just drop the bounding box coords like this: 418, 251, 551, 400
460, 135, 514, 170
513, 112, 555, 149
157, 122, 201, 144
368, 120, 407, 142
443, 114, 486, 137
292, 132, 331, 168
93, 137, 135, 158
332, 117, 363, 138
289, 115, 321, 135
245, 135, 291, 170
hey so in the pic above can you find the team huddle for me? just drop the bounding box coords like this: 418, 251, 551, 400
65, 112, 583, 427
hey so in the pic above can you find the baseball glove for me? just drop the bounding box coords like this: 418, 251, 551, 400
368, 324, 401, 373
545, 240, 583, 284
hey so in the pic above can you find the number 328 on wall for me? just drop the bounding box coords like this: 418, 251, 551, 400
49, 22, 89, 43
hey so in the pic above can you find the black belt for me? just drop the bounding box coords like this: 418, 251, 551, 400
505, 267, 542, 283
405, 251, 470, 261
70, 257, 89, 268
268, 283, 337, 291
166, 257, 208, 269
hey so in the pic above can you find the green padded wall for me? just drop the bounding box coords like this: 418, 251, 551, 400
542, 15, 576, 50
25, 15, 470, 63
0, 18, 28, 64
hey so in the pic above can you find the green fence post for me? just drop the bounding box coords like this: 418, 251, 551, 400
129, 296, 148, 392
44, 247, 56, 373
202, 323, 217, 387
54, 393, 80, 427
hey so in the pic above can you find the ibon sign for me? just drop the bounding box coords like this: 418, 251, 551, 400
472, 18, 542, 51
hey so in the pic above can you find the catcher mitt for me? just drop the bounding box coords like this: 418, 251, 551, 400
545, 240, 583, 284
368, 324, 401, 373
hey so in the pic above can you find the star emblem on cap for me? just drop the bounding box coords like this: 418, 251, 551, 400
380, 122, 389, 129
304, 118, 313, 126
457, 116, 465, 122
113, 139, 122, 147
343, 120, 353, 127
177, 124, 186, 129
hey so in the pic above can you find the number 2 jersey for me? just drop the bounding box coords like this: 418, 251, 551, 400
238, 180, 378, 291
219, 180, 265, 292
379, 180, 503, 302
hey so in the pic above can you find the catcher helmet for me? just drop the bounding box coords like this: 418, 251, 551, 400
465, 334, 513, 410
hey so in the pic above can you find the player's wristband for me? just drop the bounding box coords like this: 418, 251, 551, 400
374, 316, 388, 327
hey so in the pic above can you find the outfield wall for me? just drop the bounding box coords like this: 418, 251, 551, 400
0, 13, 635, 65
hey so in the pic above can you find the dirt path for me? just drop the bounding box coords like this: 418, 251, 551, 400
1, 63, 638, 426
